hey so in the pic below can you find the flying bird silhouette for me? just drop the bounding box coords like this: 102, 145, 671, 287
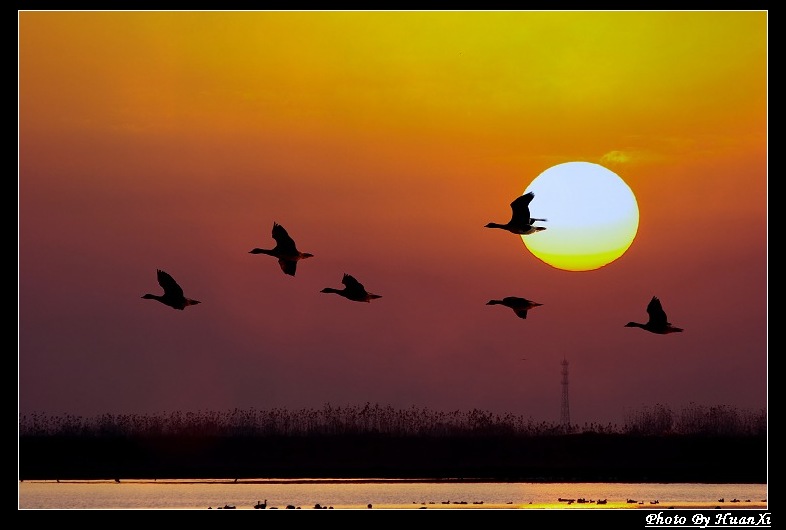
625, 296, 683, 334
249, 222, 314, 276
321, 273, 382, 303
141, 269, 201, 310
486, 296, 543, 319
485, 191, 547, 235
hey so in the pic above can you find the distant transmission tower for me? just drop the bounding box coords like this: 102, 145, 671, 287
560, 358, 571, 430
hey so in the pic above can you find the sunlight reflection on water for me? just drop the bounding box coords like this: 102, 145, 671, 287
18, 479, 767, 510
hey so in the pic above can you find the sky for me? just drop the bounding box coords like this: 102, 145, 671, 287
18, 10, 767, 427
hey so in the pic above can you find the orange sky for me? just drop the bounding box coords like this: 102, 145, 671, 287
19, 10, 767, 426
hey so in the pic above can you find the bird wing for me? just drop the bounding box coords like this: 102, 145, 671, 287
646, 296, 669, 327
512, 308, 529, 319
342, 273, 366, 292
157, 270, 184, 298
278, 259, 297, 276
509, 192, 535, 224
272, 223, 298, 253
503, 296, 527, 306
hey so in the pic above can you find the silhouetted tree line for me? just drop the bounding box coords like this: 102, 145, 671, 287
622, 402, 766, 436
19, 402, 766, 438
19, 403, 767, 482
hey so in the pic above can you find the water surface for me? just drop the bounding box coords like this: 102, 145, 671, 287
18, 479, 768, 510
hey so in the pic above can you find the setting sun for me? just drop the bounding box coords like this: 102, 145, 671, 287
522, 162, 639, 271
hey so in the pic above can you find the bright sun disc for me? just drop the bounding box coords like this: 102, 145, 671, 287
522, 162, 639, 271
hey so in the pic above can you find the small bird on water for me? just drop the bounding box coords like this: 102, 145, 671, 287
141, 269, 201, 310
486, 296, 543, 320
485, 192, 547, 235
321, 273, 382, 303
249, 222, 314, 276
625, 296, 683, 334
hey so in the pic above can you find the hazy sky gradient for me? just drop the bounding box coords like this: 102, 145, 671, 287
19, 10, 767, 425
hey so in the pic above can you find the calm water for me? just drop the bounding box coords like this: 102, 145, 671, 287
18, 479, 768, 510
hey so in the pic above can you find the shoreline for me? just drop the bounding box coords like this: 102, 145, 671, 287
20, 433, 767, 484
19, 476, 768, 485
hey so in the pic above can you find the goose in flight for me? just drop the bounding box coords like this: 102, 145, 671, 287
321, 273, 382, 303
486, 296, 543, 319
249, 222, 314, 276
142, 269, 201, 310
625, 296, 683, 334
485, 192, 547, 235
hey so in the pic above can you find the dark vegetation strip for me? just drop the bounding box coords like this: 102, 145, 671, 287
19, 403, 767, 483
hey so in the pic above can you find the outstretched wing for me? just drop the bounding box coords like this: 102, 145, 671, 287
503, 296, 527, 305
646, 296, 668, 327
342, 273, 365, 292
512, 308, 529, 319
509, 192, 535, 223
157, 269, 184, 298
272, 222, 298, 253
279, 259, 297, 276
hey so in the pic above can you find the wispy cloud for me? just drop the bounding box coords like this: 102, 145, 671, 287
600, 150, 633, 164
